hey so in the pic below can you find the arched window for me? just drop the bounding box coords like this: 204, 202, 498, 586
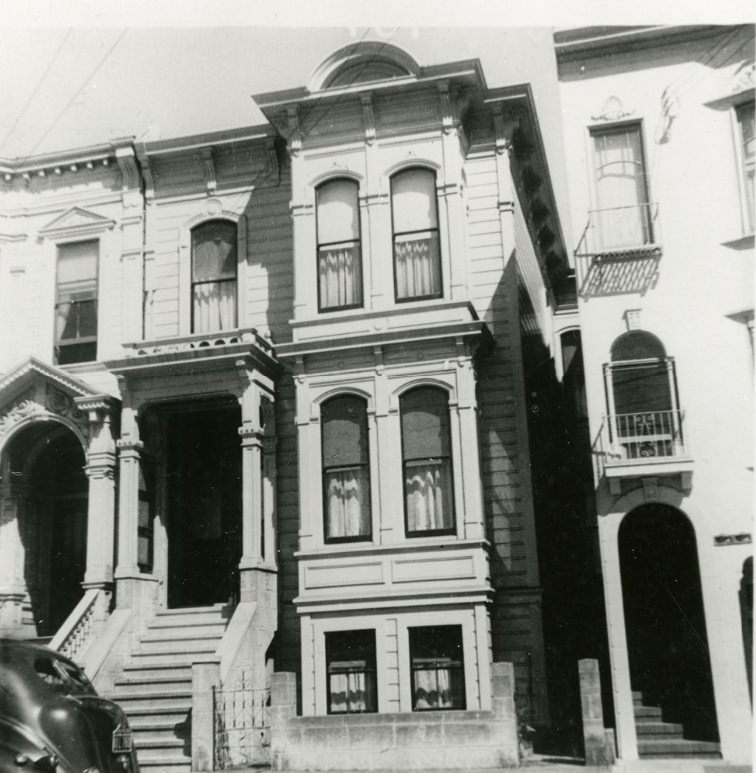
391, 168, 441, 301
605, 331, 681, 458
321, 395, 371, 542
191, 220, 237, 333
316, 179, 363, 311
400, 387, 454, 535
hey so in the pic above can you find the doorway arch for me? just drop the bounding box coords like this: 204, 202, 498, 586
618, 503, 718, 742
8, 423, 88, 636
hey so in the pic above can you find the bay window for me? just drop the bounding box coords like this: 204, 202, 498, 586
316, 179, 363, 310
591, 124, 653, 249
55, 240, 98, 365
326, 630, 377, 714
391, 168, 442, 301
409, 625, 465, 711
400, 387, 454, 536
191, 220, 237, 334
322, 395, 371, 542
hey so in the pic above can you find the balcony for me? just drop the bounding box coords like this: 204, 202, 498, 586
592, 409, 693, 493
575, 203, 662, 297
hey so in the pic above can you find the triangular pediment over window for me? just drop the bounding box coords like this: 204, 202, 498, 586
38, 207, 115, 240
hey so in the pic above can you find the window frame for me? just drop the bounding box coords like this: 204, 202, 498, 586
588, 120, 655, 248
320, 394, 372, 544
53, 238, 100, 366
315, 178, 364, 313
734, 99, 755, 236
325, 629, 378, 715
390, 167, 443, 303
189, 218, 239, 335
408, 625, 466, 712
399, 386, 456, 538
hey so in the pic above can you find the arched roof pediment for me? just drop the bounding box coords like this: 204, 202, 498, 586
307, 41, 420, 93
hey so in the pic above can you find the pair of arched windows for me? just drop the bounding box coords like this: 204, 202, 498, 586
320, 386, 454, 543
315, 168, 441, 311
190, 220, 238, 334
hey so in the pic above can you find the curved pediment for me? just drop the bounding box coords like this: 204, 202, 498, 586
308, 41, 420, 93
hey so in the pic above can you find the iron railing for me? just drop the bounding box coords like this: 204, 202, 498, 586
212, 673, 269, 770
593, 409, 687, 477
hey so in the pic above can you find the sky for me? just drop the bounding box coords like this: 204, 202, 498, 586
0, 0, 753, 248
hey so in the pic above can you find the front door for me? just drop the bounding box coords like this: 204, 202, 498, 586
167, 403, 242, 608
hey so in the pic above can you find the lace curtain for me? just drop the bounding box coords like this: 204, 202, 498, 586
329, 671, 375, 713
192, 281, 237, 334
405, 460, 453, 532
325, 467, 370, 539
318, 244, 362, 309
394, 232, 441, 299
412, 666, 463, 710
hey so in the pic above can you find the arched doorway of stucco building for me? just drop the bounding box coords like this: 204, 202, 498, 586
6, 423, 88, 636
618, 503, 719, 743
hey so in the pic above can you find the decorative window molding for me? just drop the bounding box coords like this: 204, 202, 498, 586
38, 207, 115, 241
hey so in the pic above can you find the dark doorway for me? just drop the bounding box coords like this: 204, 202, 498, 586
17, 428, 88, 636
166, 401, 242, 608
619, 504, 718, 741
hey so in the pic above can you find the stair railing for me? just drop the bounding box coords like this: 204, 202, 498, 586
50, 587, 103, 662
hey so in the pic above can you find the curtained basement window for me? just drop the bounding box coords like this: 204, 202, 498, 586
409, 625, 465, 711
326, 630, 377, 714
321, 395, 371, 542
191, 220, 238, 333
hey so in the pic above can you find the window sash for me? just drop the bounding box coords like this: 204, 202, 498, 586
326, 631, 377, 714
394, 230, 441, 301
318, 240, 363, 310
191, 277, 237, 333
404, 457, 454, 535
409, 627, 465, 711
55, 241, 98, 364
323, 464, 371, 541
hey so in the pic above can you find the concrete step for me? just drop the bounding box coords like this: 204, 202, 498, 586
109, 694, 192, 713
143, 621, 227, 637
112, 677, 192, 697
638, 738, 721, 758
133, 741, 190, 761
137, 759, 191, 773
635, 720, 685, 737
132, 725, 190, 745
133, 636, 222, 654
127, 711, 191, 728
148, 605, 227, 625
120, 661, 193, 678
130, 647, 217, 665
634, 705, 663, 720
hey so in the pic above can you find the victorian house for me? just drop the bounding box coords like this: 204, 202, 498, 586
0, 38, 604, 770
554, 24, 753, 768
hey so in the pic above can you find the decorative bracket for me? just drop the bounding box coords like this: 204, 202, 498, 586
286, 106, 302, 157
438, 81, 455, 135
492, 106, 517, 156
265, 137, 279, 181
360, 94, 376, 146
135, 143, 155, 201
114, 143, 141, 209
201, 148, 217, 195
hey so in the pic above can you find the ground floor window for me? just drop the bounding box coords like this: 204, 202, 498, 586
326, 630, 377, 714
409, 625, 465, 710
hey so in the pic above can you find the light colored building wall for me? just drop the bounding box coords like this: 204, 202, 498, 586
557, 27, 754, 764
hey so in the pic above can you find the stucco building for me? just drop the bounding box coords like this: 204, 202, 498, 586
554, 24, 754, 767
0, 40, 584, 771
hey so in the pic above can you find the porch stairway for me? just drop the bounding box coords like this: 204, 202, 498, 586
633, 690, 720, 759
107, 605, 228, 773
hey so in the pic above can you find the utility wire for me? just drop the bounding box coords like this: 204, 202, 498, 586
21, 28, 128, 161
0, 28, 73, 156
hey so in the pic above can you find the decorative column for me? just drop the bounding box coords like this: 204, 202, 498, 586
75, 396, 117, 593
0, 467, 29, 636
237, 364, 277, 606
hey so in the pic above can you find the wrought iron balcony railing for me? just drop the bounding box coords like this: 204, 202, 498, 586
575, 202, 661, 258
592, 409, 689, 480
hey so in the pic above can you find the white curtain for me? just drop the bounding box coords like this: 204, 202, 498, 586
329, 671, 374, 713
405, 461, 452, 532
394, 233, 440, 299
193, 281, 236, 334
594, 129, 650, 249
325, 468, 370, 538
413, 667, 458, 710
318, 245, 362, 309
